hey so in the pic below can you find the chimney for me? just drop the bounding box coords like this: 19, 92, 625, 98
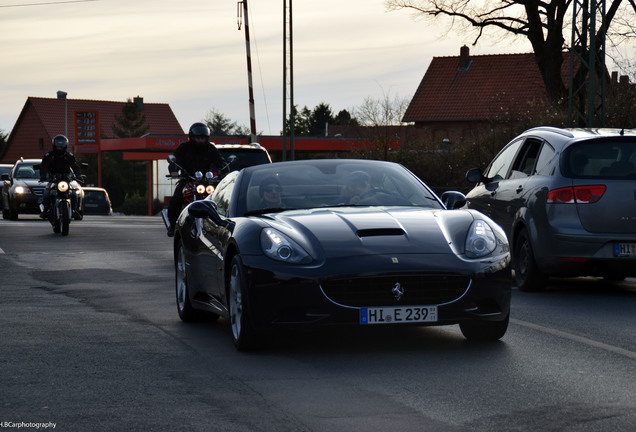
134, 96, 144, 111
459, 45, 471, 71
57, 90, 67, 100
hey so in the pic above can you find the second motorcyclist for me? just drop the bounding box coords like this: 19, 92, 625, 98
39, 135, 83, 219
166, 122, 229, 237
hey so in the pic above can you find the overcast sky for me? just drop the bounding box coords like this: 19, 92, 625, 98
2, 0, 631, 137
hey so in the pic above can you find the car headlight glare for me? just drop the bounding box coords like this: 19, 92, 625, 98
57, 181, 69, 193
261, 228, 311, 264
465, 220, 497, 258
15, 186, 26, 194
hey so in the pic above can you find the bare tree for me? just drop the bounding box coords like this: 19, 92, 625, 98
385, 0, 635, 105
354, 91, 410, 127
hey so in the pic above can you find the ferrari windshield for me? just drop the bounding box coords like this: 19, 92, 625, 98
238, 159, 442, 215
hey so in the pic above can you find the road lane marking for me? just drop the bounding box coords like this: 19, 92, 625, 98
512, 318, 636, 360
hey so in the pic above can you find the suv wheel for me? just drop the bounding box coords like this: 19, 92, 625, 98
514, 229, 547, 292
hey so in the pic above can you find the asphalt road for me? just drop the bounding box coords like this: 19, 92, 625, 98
1, 215, 635, 432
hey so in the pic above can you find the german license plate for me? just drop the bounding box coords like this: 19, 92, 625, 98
360, 306, 438, 325
614, 243, 636, 257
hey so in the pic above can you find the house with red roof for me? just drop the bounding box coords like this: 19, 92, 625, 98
402, 46, 572, 146
0, 94, 184, 163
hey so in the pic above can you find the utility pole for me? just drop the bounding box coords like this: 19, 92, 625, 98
238, 0, 258, 143
282, 0, 294, 160
568, 0, 607, 127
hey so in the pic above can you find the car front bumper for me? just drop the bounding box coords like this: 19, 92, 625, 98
241, 252, 512, 329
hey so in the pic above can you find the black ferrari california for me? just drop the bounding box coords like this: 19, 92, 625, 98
173, 159, 511, 350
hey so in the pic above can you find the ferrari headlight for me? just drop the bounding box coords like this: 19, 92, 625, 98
57, 181, 69, 193
465, 220, 497, 258
196, 184, 206, 194
261, 228, 311, 264
15, 186, 26, 194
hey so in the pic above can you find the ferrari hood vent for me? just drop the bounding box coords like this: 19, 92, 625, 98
357, 228, 405, 237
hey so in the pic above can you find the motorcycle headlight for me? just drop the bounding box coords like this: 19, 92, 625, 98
15, 186, 26, 194
196, 184, 206, 194
465, 220, 497, 258
57, 181, 69, 193
260, 228, 311, 264
206, 185, 215, 195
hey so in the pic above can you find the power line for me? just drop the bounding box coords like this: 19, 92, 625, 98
0, 0, 97, 8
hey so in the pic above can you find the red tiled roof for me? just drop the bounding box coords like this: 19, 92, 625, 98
403, 50, 571, 122
26, 96, 184, 140
1, 96, 185, 162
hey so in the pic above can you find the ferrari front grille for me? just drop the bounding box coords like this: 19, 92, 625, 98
320, 274, 471, 307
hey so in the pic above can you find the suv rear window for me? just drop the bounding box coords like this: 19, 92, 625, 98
563, 140, 636, 178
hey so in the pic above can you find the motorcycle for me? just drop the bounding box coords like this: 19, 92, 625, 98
161, 155, 224, 233
40, 172, 84, 236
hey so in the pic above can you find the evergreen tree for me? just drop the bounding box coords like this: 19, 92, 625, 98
309, 103, 334, 136
203, 109, 250, 136
111, 99, 150, 138
108, 99, 150, 213
333, 109, 359, 127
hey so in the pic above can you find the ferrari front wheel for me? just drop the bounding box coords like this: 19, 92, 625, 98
228, 255, 259, 351
175, 241, 201, 322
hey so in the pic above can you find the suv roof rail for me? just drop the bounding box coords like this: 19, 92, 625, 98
524, 126, 574, 139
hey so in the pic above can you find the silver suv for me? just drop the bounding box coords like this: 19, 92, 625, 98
465, 127, 636, 291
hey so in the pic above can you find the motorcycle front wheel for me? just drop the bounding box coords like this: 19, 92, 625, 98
52, 208, 61, 233
60, 200, 70, 236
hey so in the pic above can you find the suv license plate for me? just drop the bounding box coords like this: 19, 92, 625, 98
360, 306, 438, 325
614, 243, 636, 257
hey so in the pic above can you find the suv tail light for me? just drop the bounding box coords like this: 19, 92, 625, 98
546, 185, 606, 204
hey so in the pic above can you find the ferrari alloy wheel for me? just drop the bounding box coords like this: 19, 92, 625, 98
175, 241, 199, 322
228, 255, 258, 351
459, 314, 509, 341
514, 229, 547, 292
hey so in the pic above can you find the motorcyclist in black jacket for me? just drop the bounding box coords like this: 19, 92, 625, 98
39, 135, 83, 219
166, 122, 229, 236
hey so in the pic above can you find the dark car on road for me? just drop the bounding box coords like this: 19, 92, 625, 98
0, 163, 13, 211
2, 158, 46, 220
173, 158, 511, 350
465, 127, 636, 291
82, 187, 113, 215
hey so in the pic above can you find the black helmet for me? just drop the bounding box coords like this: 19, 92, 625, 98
52, 135, 69, 153
188, 122, 210, 141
